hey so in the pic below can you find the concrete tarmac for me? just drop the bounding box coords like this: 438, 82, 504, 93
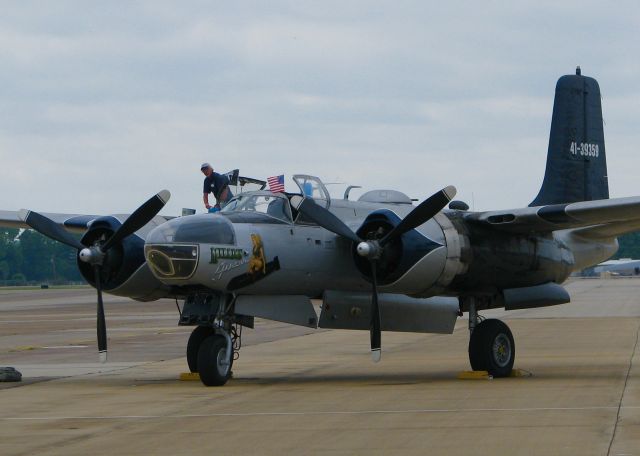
0, 279, 639, 455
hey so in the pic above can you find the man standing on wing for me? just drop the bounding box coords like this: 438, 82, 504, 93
201, 163, 233, 212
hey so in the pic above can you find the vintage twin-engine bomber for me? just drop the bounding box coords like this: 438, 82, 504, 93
1, 69, 635, 386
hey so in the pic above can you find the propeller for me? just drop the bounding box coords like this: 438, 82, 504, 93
370, 260, 381, 362
19, 189, 170, 363
101, 191, 170, 252
379, 186, 456, 247
17, 209, 85, 250
291, 185, 456, 362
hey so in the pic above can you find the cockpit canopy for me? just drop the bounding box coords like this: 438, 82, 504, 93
292, 174, 330, 208
221, 192, 293, 223
220, 175, 333, 225
146, 214, 236, 244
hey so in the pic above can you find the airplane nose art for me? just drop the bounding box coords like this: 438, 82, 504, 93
144, 214, 236, 281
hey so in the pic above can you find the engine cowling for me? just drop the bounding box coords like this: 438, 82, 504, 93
77, 216, 169, 301
352, 209, 455, 296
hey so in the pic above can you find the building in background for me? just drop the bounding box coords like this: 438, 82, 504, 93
581, 259, 640, 277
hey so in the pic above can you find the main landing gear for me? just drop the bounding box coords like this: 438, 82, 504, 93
465, 297, 515, 377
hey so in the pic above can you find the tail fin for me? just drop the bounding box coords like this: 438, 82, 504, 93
530, 67, 609, 207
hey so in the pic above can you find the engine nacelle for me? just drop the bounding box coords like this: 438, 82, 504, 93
77, 216, 170, 301
352, 210, 465, 297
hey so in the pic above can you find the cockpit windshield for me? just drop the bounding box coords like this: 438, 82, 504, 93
221, 192, 293, 223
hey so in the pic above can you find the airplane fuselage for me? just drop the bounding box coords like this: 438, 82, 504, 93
142, 196, 616, 304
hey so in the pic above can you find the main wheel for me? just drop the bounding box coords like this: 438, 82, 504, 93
197, 334, 233, 386
187, 326, 215, 372
468, 319, 515, 378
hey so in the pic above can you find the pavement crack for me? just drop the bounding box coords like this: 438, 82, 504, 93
606, 319, 640, 456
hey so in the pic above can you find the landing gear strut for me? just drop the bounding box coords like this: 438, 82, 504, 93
466, 297, 515, 378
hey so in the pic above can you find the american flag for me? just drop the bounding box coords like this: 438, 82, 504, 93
267, 175, 285, 193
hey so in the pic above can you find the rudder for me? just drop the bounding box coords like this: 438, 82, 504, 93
530, 67, 609, 206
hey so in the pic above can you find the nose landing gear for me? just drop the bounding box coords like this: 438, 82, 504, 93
186, 325, 215, 373
181, 293, 249, 386
197, 331, 234, 386
186, 322, 242, 387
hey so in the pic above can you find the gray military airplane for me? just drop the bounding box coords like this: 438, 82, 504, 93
1, 68, 637, 386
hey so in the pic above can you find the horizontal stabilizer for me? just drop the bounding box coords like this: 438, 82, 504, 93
467, 196, 640, 236
570, 220, 640, 239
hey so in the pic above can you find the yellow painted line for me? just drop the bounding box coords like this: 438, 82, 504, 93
179, 372, 200, 381
11, 346, 39, 352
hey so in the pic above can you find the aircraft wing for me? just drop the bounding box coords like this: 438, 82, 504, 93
0, 210, 100, 232
465, 196, 640, 237
1, 209, 175, 237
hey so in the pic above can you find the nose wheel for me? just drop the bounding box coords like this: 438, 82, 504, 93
186, 326, 215, 373
197, 334, 234, 386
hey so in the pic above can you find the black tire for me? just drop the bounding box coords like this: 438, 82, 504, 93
468, 323, 488, 371
187, 326, 215, 373
468, 319, 515, 378
197, 334, 233, 387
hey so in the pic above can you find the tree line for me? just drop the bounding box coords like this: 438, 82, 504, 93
614, 231, 640, 259
0, 228, 84, 285
2, 227, 640, 286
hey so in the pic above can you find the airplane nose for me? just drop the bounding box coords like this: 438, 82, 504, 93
144, 214, 236, 281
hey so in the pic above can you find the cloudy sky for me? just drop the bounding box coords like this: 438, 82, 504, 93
1, 1, 639, 216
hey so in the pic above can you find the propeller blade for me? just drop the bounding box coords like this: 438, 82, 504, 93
291, 195, 362, 243
18, 209, 84, 250
94, 266, 108, 363
102, 190, 170, 252
370, 260, 381, 362
380, 185, 456, 246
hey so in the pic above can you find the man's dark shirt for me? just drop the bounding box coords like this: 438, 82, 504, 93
203, 172, 233, 203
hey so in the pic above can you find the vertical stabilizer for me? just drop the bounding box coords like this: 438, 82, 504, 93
530, 68, 609, 206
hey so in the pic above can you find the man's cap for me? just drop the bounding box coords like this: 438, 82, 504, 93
200, 162, 211, 170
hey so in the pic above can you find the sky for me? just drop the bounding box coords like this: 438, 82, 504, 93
1, 1, 640, 216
